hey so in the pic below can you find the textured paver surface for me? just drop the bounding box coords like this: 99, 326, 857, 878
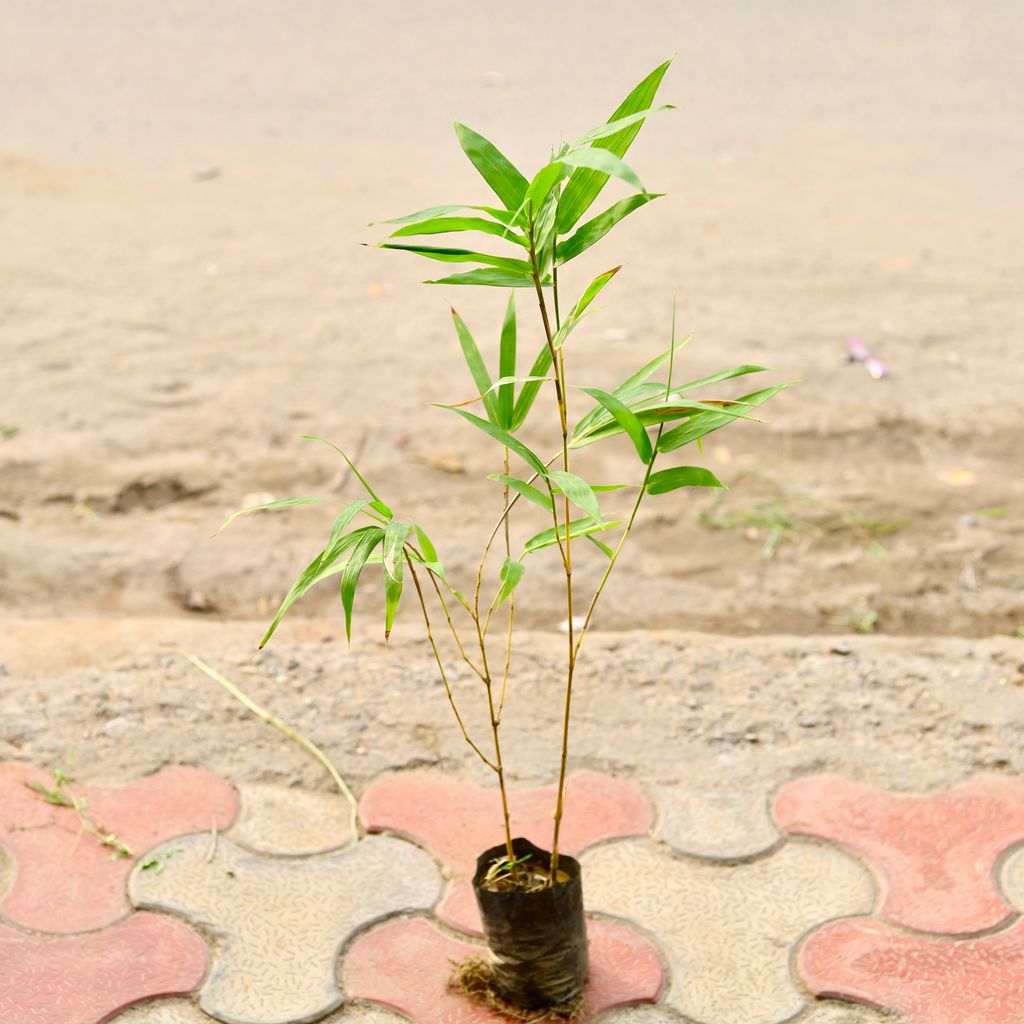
130, 832, 441, 1024
0, 912, 206, 1024
343, 916, 663, 1023
228, 782, 357, 855
653, 785, 780, 859
359, 769, 653, 935
109, 1000, 409, 1023
582, 838, 876, 1024
800, 915, 1024, 1023
13, 753, 1024, 1024
0, 761, 237, 933
774, 773, 1024, 934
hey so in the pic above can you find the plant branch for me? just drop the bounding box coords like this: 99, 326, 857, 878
406, 558, 498, 772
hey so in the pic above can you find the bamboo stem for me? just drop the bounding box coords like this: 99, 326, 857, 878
406, 560, 498, 772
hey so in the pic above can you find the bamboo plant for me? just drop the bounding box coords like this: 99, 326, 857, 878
227, 58, 787, 884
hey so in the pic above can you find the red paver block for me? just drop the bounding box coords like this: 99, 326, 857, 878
359, 770, 653, 935
343, 916, 663, 1022
0, 762, 238, 933
799, 915, 1024, 1023
773, 773, 1024, 934
0, 910, 206, 1024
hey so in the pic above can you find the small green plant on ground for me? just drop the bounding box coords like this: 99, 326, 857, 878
25, 759, 134, 859
226, 60, 787, 894
698, 474, 908, 560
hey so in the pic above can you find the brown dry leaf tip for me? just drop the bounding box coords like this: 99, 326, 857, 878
448, 957, 585, 1022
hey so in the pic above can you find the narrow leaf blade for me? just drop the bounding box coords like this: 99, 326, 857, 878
489, 473, 553, 512
439, 406, 547, 476
220, 497, 325, 532
451, 310, 498, 424
555, 194, 662, 266
341, 528, 385, 642
646, 466, 726, 494
424, 268, 541, 288
454, 123, 529, 212
498, 293, 517, 428
390, 216, 526, 246
497, 558, 526, 608
658, 385, 791, 452
557, 59, 672, 232
524, 517, 623, 554
550, 470, 603, 526
577, 386, 653, 463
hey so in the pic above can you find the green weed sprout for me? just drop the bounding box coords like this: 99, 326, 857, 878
226, 59, 788, 881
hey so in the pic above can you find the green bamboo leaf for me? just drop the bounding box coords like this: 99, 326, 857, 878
327, 499, 373, 548
646, 466, 726, 494
382, 521, 412, 638
498, 293, 517, 428
673, 364, 771, 393
524, 517, 623, 554
496, 558, 525, 608
571, 335, 694, 442
340, 527, 386, 642
573, 105, 676, 147
300, 436, 392, 518
555, 194, 662, 266
658, 385, 791, 452
451, 309, 499, 424
577, 386, 653, 463
389, 216, 527, 246
553, 266, 621, 350
438, 406, 547, 476
549, 470, 603, 526
260, 527, 378, 648
376, 242, 532, 274
557, 60, 672, 233
510, 343, 554, 429
454, 123, 529, 212
373, 204, 477, 226
586, 534, 616, 558
219, 497, 325, 532
524, 161, 570, 220
556, 147, 646, 193
424, 268, 542, 288
489, 473, 553, 512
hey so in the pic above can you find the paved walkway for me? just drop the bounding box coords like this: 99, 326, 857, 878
4, 761, 1024, 1023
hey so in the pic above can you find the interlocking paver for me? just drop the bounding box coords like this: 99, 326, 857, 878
130, 832, 441, 1024
652, 785, 780, 859
799, 915, 1024, 1023
0, 761, 237, 932
801, 1003, 901, 1023
343, 915, 663, 1022
774, 773, 1024, 934
0, 911, 206, 1024
109, 999, 409, 1023
582, 837, 875, 1024
228, 782, 357, 855
359, 770, 652, 935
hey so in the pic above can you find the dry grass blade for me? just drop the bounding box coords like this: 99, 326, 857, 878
181, 651, 358, 837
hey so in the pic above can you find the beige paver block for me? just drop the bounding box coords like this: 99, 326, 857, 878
130, 834, 440, 1024
998, 843, 1024, 911
801, 1002, 902, 1024
597, 1005, 688, 1023
653, 786, 780, 859
582, 839, 875, 1024
229, 783, 357, 855
110, 999, 410, 1023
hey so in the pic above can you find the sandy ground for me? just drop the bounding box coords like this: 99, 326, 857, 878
1, 3, 1022, 792
4, 618, 1024, 799
1, 0, 1021, 642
